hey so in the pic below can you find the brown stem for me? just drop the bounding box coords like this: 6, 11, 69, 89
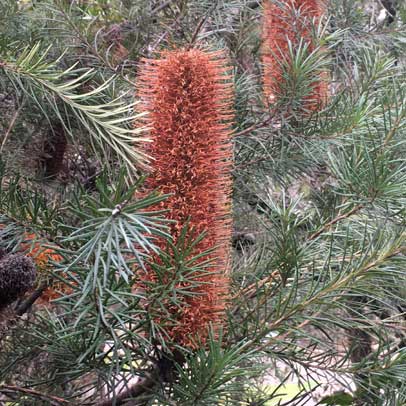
96, 370, 158, 406
309, 203, 364, 241
0, 385, 70, 405
255, 248, 403, 351
16, 281, 48, 316
189, 3, 218, 46
233, 204, 364, 308
151, 0, 174, 16
233, 116, 274, 138
0, 98, 25, 153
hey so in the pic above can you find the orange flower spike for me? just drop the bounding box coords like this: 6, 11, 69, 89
22, 233, 65, 303
23, 233, 62, 269
137, 49, 234, 347
262, 0, 327, 110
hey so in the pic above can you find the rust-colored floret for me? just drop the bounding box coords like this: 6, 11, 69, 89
262, 0, 327, 110
22, 233, 66, 303
137, 49, 233, 348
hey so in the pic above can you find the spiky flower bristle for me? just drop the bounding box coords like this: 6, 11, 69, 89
136, 48, 234, 348
262, 0, 327, 110
22, 234, 65, 303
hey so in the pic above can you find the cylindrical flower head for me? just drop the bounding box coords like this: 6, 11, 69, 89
262, 0, 327, 110
137, 49, 233, 347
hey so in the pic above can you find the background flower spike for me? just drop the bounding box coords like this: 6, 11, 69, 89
262, 0, 328, 112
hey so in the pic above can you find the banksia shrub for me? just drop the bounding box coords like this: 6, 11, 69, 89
262, 0, 327, 111
136, 49, 233, 348
0, 253, 36, 310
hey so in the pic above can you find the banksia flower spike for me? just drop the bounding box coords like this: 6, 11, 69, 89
136, 49, 234, 348
262, 0, 328, 111
22, 233, 65, 303
24, 234, 62, 270
0, 253, 36, 310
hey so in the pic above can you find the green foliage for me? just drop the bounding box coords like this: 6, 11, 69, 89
171, 337, 261, 405
1, 43, 149, 179
1, 1, 406, 406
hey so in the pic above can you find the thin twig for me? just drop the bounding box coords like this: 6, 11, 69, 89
231, 202, 364, 305
230, 204, 366, 331
0, 99, 25, 154
233, 270, 281, 301
256, 248, 403, 351
96, 368, 159, 406
16, 281, 48, 316
382, 108, 406, 147
189, 2, 219, 46
233, 120, 269, 138
0, 385, 71, 405
147, 10, 184, 55
151, 0, 174, 16
309, 203, 364, 241
56, 5, 135, 85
